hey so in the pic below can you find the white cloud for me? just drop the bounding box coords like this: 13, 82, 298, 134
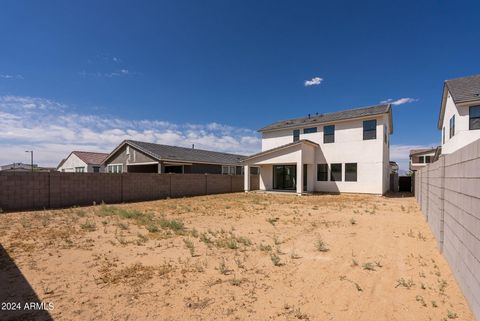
0, 74, 23, 80
304, 77, 323, 87
0, 96, 261, 167
381, 97, 418, 105
390, 144, 437, 172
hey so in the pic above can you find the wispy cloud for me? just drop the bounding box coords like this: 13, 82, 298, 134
390, 143, 437, 172
381, 97, 418, 105
304, 77, 323, 87
0, 74, 24, 80
0, 96, 261, 167
80, 54, 139, 78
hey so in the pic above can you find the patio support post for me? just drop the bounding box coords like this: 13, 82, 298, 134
244, 165, 250, 192
296, 160, 303, 195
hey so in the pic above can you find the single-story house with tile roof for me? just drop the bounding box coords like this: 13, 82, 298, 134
242, 104, 393, 195
57, 151, 109, 173
102, 140, 252, 175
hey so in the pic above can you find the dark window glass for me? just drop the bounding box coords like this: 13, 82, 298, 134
449, 115, 455, 138
303, 127, 317, 134
469, 106, 480, 130
425, 156, 431, 163
93, 166, 100, 173
330, 163, 342, 181
345, 163, 357, 182
250, 167, 259, 175
363, 120, 377, 140
419, 156, 425, 163
293, 129, 300, 142
317, 164, 328, 181
442, 127, 445, 144
324, 125, 335, 143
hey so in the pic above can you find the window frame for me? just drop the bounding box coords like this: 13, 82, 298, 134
303, 127, 317, 134
75, 167, 85, 173
323, 125, 335, 144
316, 164, 328, 181
345, 163, 357, 182
293, 129, 300, 142
469, 106, 480, 130
92, 166, 100, 173
363, 119, 377, 140
330, 163, 342, 182
449, 115, 455, 138
107, 164, 123, 173
442, 127, 445, 144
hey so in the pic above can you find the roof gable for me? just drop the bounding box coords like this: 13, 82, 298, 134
71, 151, 109, 165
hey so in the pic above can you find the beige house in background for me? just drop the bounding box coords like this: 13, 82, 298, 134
57, 151, 109, 173
409, 148, 438, 172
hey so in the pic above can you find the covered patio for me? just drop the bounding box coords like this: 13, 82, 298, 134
243, 140, 319, 195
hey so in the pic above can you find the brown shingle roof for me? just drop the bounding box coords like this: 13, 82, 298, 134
72, 151, 109, 165
445, 74, 480, 104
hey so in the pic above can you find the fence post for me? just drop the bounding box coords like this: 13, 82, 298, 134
438, 156, 445, 252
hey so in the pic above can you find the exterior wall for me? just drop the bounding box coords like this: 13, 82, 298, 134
415, 138, 480, 320
441, 92, 480, 154
58, 154, 89, 173
0, 173, 259, 212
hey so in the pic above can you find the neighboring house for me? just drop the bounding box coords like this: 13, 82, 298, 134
243, 104, 393, 195
438, 74, 480, 154
389, 161, 399, 174
409, 148, 437, 172
57, 151, 109, 173
0, 163, 53, 172
102, 140, 248, 174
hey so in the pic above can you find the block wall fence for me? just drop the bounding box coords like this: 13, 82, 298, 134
415, 138, 480, 320
0, 172, 259, 212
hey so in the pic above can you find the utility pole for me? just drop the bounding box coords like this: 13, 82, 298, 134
25, 150, 33, 172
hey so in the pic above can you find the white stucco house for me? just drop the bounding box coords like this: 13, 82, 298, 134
243, 104, 393, 195
438, 74, 480, 154
57, 151, 109, 173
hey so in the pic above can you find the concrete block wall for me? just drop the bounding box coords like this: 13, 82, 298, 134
0, 173, 259, 212
415, 138, 480, 320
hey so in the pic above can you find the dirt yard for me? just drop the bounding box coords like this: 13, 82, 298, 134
0, 193, 474, 321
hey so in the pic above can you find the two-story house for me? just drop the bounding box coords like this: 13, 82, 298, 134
57, 151, 109, 173
243, 104, 393, 195
409, 148, 438, 172
438, 74, 480, 154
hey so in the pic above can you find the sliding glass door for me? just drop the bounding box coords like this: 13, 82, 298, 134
273, 165, 296, 190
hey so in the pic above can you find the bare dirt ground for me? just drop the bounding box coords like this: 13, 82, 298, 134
0, 193, 474, 321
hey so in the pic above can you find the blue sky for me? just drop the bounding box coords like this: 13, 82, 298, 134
1, 0, 479, 170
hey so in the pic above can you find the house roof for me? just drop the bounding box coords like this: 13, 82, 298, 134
72, 151, 109, 165
438, 74, 480, 128
104, 140, 246, 165
409, 148, 437, 157
258, 104, 393, 133
445, 74, 480, 104
242, 139, 319, 162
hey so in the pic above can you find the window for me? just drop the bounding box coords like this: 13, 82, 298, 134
419, 156, 425, 163
75, 167, 85, 173
236, 166, 243, 175
250, 167, 259, 175
108, 164, 123, 173
222, 165, 236, 175
425, 156, 431, 163
222, 166, 229, 175
363, 120, 377, 140
384, 126, 387, 144
449, 115, 455, 138
303, 127, 317, 134
93, 166, 100, 173
470, 106, 480, 130
317, 164, 328, 181
345, 163, 357, 182
330, 163, 342, 181
324, 125, 335, 143
442, 127, 445, 144
293, 129, 300, 142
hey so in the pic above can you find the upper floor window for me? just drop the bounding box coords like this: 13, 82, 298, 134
449, 115, 455, 138
442, 127, 445, 144
293, 129, 300, 142
363, 120, 377, 140
469, 106, 480, 130
425, 156, 431, 163
383, 126, 387, 144
324, 125, 335, 144
107, 164, 123, 173
303, 127, 317, 134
